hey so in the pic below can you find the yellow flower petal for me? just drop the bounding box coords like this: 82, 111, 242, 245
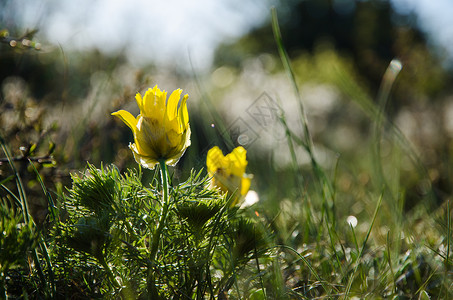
179, 94, 189, 130
130, 143, 159, 169
227, 146, 247, 177
166, 89, 182, 121
164, 109, 182, 135
142, 86, 165, 121
111, 110, 138, 132
241, 177, 251, 196
134, 116, 163, 157
135, 93, 144, 114
207, 146, 226, 175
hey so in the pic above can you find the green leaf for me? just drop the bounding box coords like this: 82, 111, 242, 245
418, 290, 430, 300
47, 142, 56, 155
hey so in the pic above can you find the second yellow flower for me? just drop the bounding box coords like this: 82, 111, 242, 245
206, 146, 251, 206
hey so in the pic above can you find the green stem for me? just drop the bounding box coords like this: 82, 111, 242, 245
148, 160, 169, 299
150, 160, 169, 261
99, 255, 120, 288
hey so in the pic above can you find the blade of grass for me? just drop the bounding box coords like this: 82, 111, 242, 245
0, 183, 22, 207
277, 244, 331, 296
372, 59, 403, 201
271, 8, 329, 184
0, 134, 30, 224
0, 133, 50, 295
333, 58, 437, 207
271, 8, 336, 223
27, 159, 57, 295
343, 193, 383, 299
325, 213, 345, 278
386, 231, 396, 295
443, 199, 451, 298
446, 200, 451, 270
188, 50, 235, 151
350, 223, 359, 252
27, 158, 58, 222
275, 100, 306, 196
271, 7, 312, 154
0, 175, 15, 186
253, 245, 267, 299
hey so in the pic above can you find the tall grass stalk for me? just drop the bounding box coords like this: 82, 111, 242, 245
279, 244, 331, 295
271, 8, 313, 155
189, 54, 236, 151
443, 200, 451, 297
0, 133, 52, 296
0, 134, 31, 225
446, 200, 451, 270
372, 59, 402, 194
271, 8, 336, 228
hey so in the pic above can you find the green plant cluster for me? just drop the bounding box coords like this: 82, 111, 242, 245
0, 201, 37, 296
38, 164, 267, 299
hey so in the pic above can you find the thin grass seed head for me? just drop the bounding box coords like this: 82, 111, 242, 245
112, 85, 191, 169
206, 146, 251, 207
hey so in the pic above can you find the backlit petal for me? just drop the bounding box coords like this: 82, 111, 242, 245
179, 94, 189, 130
241, 177, 251, 196
135, 93, 144, 113
167, 89, 182, 121
227, 146, 247, 177
207, 146, 225, 175
112, 110, 138, 132
130, 143, 160, 169
135, 116, 164, 157
143, 86, 165, 120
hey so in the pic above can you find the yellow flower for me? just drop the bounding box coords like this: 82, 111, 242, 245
206, 146, 251, 206
112, 85, 190, 169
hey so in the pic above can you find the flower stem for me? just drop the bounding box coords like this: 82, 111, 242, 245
148, 160, 169, 298
150, 160, 169, 261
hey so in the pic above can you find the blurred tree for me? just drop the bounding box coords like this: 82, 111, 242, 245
214, 0, 452, 99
